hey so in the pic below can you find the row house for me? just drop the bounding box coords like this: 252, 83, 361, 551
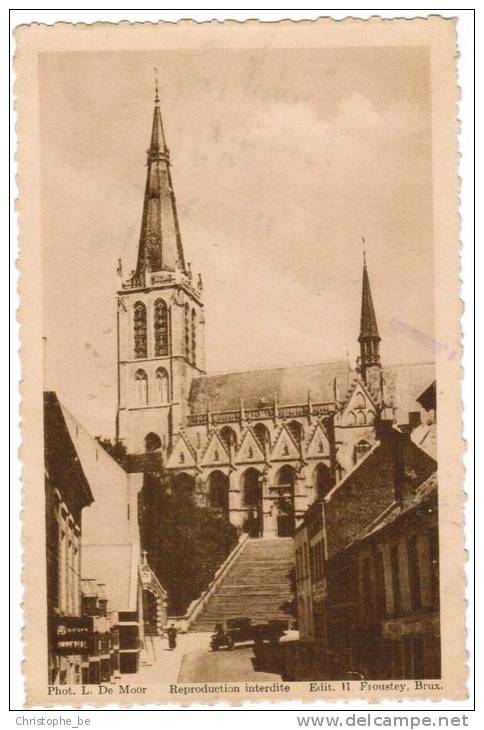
44, 391, 166, 684
45, 392, 94, 684
327, 472, 440, 679
294, 409, 438, 679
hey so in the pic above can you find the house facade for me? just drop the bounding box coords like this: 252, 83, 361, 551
45, 391, 94, 685
294, 404, 439, 679
44, 391, 166, 684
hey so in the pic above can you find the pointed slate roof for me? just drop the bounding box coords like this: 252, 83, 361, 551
135, 92, 186, 277
189, 360, 352, 415
359, 257, 380, 342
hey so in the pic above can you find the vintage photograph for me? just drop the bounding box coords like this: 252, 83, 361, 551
17, 18, 464, 705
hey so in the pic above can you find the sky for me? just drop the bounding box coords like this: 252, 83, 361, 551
39, 47, 434, 438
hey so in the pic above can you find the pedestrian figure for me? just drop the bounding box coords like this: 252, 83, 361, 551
166, 623, 178, 651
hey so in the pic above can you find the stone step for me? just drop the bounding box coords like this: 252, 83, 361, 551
207, 601, 292, 611
217, 585, 292, 595
188, 538, 295, 631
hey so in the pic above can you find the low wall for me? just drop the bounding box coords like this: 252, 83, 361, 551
168, 533, 250, 632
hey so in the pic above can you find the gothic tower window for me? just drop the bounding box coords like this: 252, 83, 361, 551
191, 309, 197, 366
184, 303, 190, 361
155, 367, 169, 403
135, 369, 148, 406
154, 298, 169, 356
133, 302, 147, 359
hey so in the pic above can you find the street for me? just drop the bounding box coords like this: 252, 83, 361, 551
178, 642, 281, 683
135, 633, 287, 684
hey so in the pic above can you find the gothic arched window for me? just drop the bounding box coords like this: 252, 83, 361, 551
220, 426, 237, 453
133, 302, 147, 359
347, 411, 357, 427
288, 420, 303, 443
357, 411, 366, 426
184, 303, 190, 361
154, 298, 169, 356
135, 369, 148, 406
191, 309, 197, 366
254, 423, 271, 454
354, 393, 366, 409
155, 367, 169, 404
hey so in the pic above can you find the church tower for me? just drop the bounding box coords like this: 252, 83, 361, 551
116, 88, 205, 454
357, 253, 382, 400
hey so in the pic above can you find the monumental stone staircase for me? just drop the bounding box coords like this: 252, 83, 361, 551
189, 538, 295, 632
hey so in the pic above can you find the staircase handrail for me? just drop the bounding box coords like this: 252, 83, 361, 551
168, 533, 250, 631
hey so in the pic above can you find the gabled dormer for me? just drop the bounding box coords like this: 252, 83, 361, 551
339, 378, 377, 428
271, 423, 301, 462
166, 431, 197, 470
305, 421, 331, 460
234, 427, 266, 465
201, 430, 230, 467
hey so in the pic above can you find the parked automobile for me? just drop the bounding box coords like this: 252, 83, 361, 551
210, 617, 287, 651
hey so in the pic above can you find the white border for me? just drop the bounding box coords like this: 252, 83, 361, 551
8, 5, 476, 721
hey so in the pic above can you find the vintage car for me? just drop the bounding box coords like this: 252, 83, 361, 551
210, 617, 287, 651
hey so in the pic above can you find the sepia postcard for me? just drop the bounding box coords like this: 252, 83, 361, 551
16, 17, 466, 706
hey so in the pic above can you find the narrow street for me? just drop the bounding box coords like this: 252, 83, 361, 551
178, 642, 281, 683
134, 633, 288, 684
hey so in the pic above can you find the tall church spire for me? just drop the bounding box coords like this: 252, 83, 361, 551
358, 251, 381, 384
135, 86, 186, 278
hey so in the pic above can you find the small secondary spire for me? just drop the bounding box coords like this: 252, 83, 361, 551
358, 246, 381, 385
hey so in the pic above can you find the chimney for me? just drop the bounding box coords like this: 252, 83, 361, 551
408, 411, 422, 432
375, 413, 394, 441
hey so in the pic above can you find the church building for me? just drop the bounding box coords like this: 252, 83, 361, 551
115, 91, 435, 539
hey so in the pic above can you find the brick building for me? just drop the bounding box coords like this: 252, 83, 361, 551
294, 400, 439, 679
327, 471, 440, 679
